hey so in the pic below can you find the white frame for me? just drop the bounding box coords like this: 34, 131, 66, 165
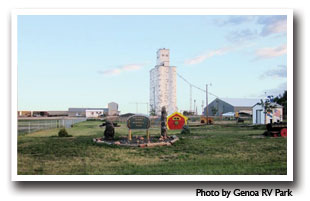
11, 9, 293, 181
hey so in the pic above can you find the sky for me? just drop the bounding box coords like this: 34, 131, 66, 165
17, 15, 287, 114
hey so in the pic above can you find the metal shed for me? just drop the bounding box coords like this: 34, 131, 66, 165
252, 103, 283, 125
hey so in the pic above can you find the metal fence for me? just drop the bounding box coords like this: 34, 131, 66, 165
18, 118, 87, 135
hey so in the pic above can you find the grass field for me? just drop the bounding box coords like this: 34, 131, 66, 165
17, 120, 287, 175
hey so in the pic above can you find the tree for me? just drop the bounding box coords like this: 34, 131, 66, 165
149, 106, 156, 116
274, 90, 287, 119
258, 96, 276, 124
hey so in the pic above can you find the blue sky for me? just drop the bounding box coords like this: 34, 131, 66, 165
18, 15, 287, 114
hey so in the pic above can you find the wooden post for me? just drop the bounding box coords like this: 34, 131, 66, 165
206, 84, 209, 124
146, 129, 150, 142
128, 129, 132, 141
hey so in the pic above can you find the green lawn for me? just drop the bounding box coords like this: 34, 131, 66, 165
17, 121, 287, 175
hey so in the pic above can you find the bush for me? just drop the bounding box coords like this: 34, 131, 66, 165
58, 128, 70, 137
181, 125, 190, 134
86, 118, 102, 121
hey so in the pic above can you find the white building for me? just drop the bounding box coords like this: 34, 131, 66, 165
150, 48, 177, 115
85, 110, 104, 118
108, 102, 119, 116
252, 103, 283, 124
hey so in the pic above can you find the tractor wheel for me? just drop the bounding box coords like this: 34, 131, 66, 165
280, 128, 287, 138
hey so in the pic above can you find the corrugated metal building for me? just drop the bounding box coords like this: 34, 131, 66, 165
204, 98, 260, 116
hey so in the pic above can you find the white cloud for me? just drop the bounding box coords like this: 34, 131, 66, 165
260, 65, 287, 79
215, 16, 256, 26
258, 16, 287, 37
222, 16, 287, 44
227, 29, 258, 43
254, 44, 287, 60
121, 64, 142, 71
184, 46, 233, 65
98, 64, 143, 75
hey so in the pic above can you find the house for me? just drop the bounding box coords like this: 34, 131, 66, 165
18, 111, 32, 117
252, 102, 283, 124
85, 110, 104, 118
68, 108, 108, 117
204, 98, 260, 116
32, 111, 49, 117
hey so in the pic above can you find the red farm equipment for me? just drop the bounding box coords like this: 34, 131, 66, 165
264, 122, 287, 138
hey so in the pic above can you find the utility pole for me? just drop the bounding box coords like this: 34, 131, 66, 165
177, 73, 218, 117
194, 99, 196, 115
206, 84, 209, 124
130, 102, 149, 115
201, 100, 204, 115
190, 85, 192, 112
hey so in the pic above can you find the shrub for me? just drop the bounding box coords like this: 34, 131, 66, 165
58, 128, 69, 137
181, 125, 190, 135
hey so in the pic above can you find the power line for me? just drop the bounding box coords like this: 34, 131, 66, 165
129, 102, 149, 114
176, 73, 219, 98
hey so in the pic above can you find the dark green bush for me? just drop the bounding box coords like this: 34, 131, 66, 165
58, 128, 69, 137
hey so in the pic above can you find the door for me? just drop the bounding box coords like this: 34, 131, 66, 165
256, 110, 262, 124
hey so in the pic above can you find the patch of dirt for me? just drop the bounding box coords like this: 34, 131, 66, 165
93, 135, 179, 147
251, 135, 266, 138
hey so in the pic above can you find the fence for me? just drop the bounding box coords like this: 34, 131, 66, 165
18, 118, 87, 135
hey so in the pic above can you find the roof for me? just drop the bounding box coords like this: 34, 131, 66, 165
68, 108, 108, 112
222, 112, 235, 117
167, 112, 188, 121
120, 113, 135, 117
219, 98, 261, 107
47, 111, 68, 115
253, 102, 283, 108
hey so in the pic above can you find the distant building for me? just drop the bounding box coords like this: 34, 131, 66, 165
32, 111, 49, 117
204, 98, 260, 116
150, 48, 177, 115
18, 111, 33, 117
252, 103, 283, 124
85, 110, 104, 118
108, 102, 120, 116
47, 111, 68, 117
68, 108, 108, 117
